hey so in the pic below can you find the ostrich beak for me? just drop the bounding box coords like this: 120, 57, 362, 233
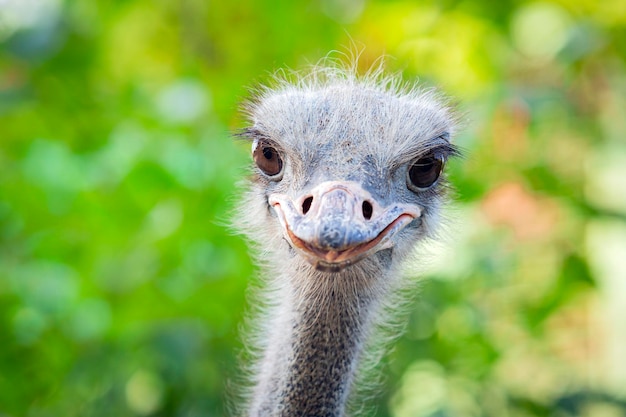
269, 181, 421, 272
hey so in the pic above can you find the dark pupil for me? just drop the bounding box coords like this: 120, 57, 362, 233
409, 157, 442, 189
263, 147, 274, 160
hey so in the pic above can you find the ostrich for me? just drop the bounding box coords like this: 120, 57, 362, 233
235, 59, 459, 417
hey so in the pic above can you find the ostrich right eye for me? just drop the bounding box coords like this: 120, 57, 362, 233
407, 154, 444, 191
253, 140, 283, 178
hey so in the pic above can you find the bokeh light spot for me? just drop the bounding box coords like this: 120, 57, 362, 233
511, 3, 572, 61
391, 360, 446, 417
125, 370, 165, 415
157, 80, 210, 125
145, 199, 184, 239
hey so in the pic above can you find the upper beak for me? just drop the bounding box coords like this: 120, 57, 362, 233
269, 181, 421, 272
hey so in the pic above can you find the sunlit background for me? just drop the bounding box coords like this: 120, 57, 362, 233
1, 0, 625, 416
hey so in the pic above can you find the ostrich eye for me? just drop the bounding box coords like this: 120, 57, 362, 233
407, 154, 444, 191
253, 140, 283, 178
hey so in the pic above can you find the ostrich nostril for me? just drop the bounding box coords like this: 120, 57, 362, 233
302, 196, 313, 215
362, 201, 373, 220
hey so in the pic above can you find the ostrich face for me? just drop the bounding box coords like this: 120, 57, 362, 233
242, 81, 458, 273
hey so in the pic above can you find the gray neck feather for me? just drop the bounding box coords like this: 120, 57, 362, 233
248, 267, 383, 417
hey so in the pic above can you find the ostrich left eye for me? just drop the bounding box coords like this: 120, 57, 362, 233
253, 140, 283, 178
407, 154, 444, 191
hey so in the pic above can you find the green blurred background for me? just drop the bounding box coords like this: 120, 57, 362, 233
1, 0, 626, 416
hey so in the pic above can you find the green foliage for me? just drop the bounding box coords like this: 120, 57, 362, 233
1, 0, 625, 416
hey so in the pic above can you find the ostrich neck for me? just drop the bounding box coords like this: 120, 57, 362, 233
249, 269, 381, 417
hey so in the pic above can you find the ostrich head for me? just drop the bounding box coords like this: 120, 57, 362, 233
239, 65, 458, 279
235, 61, 459, 417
